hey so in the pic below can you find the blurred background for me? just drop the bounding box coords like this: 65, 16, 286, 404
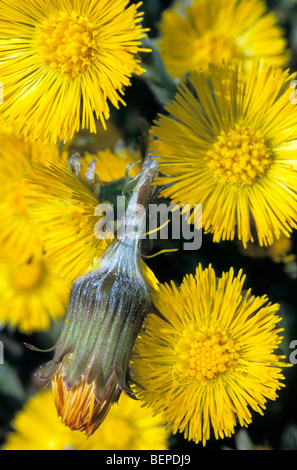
1, 0, 297, 451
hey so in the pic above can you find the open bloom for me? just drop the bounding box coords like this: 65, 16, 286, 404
0, 250, 69, 333
240, 234, 295, 264
0, 0, 149, 144
2, 390, 168, 450
151, 61, 297, 247
80, 147, 141, 183
27, 147, 141, 282
157, 0, 289, 80
0, 125, 69, 333
131, 264, 290, 446
0, 124, 60, 262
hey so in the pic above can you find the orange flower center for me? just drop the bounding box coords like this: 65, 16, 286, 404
51, 367, 120, 436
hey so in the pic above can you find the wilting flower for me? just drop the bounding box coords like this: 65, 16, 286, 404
151, 61, 297, 247
0, 0, 149, 144
131, 264, 290, 446
2, 390, 168, 450
35, 157, 159, 435
27, 147, 141, 282
157, 0, 289, 80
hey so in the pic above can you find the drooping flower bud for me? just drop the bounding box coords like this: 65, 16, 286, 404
37, 156, 159, 435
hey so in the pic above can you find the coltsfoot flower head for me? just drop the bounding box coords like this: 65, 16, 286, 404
36, 157, 159, 435
158, 0, 289, 80
27, 154, 112, 282
0, 0, 150, 144
131, 264, 291, 446
240, 234, 295, 264
151, 61, 297, 247
27, 147, 142, 282
2, 389, 168, 450
81, 147, 142, 183
0, 250, 69, 333
0, 126, 61, 262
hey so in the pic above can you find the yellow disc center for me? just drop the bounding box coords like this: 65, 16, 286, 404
37, 11, 98, 78
176, 327, 240, 384
194, 32, 239, 68
101, 417, 134, 449
7, 180, 29, 216
207, 125, 272, 185
11, 260, 45, 290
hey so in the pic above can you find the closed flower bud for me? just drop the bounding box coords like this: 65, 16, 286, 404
37, 157, 159, 435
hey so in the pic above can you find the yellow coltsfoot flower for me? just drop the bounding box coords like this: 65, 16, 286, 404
151, 61, 297, 247
131, 264, 291, 446
0, 126, 61, 262
240, 234, 295, 264
2, 389, 168, 450
0, 250, 69, 333
158, 0, 289, 80
81, 147, 142, 183
26, 147, 142, 282
0, 0, 149, 144
0, 126, 70, 333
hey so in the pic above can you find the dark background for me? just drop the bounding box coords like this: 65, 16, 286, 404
1, 0, 297, 451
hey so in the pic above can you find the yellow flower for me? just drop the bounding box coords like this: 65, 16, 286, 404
0, 0, 149, 144
0, 126, 61, 263
0, 127, 70, 333
89, 391, 168, 451
158, 0, 289, 80
0, 120, 14, 135
267, 237, 295, 264
27, 147, 141, 282
69, 120, 124, 154
131, 264, 290, 446
2, 390, 168, 450
240, 234, 295, 264
81, 147, 142, 183
0, 250, 69, 333
151, 61, 297, 247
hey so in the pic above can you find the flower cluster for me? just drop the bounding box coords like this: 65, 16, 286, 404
0, 0, 295, 452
